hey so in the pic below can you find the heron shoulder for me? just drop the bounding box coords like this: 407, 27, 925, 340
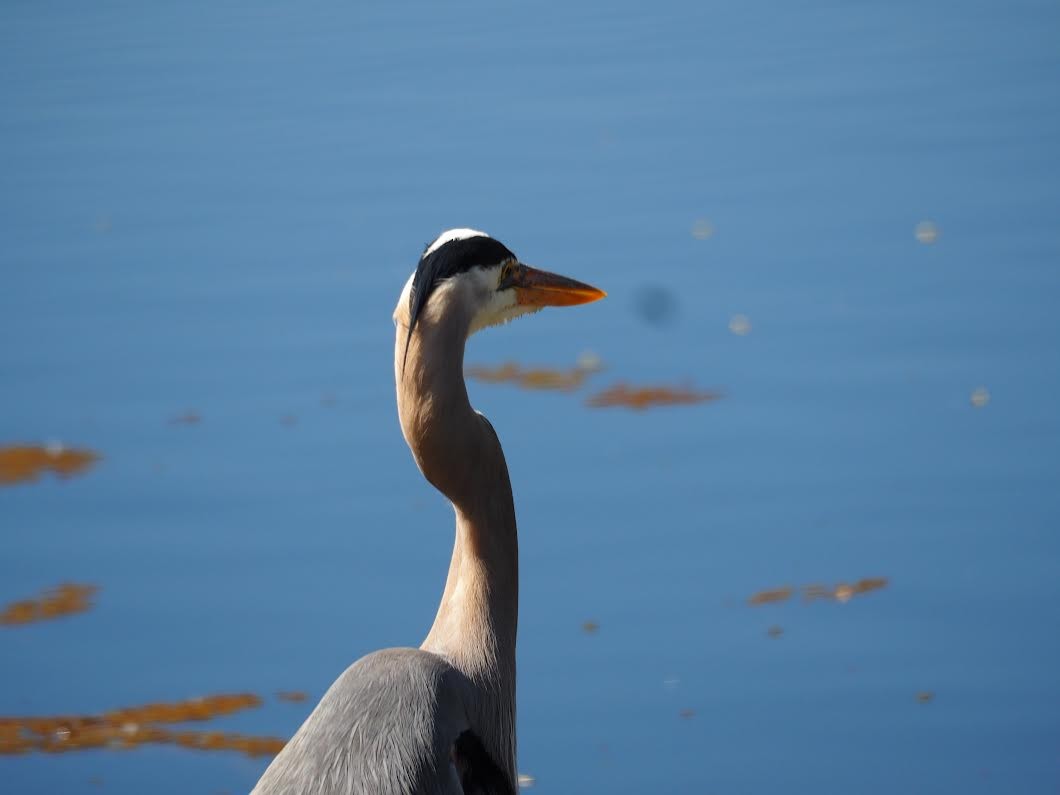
253, 648, 470, 795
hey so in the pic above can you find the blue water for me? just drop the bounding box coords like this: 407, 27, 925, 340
3, 1, 1059, 792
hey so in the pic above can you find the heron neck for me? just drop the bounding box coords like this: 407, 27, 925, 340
394, 306, 518, 768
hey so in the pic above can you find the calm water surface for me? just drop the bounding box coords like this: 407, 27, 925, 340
2, 2, 1059, 793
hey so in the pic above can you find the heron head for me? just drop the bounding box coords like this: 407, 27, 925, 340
399, 228, 605, 368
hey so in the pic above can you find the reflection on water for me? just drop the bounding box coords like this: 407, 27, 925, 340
748, 577, 889, 606
0, 584, 98, 627
0, 694, 285, 758
690, 218, 714, 240
914, 221, 940, 244
728, 313, 752, 336
586, 382, 722, 410
0, 444, 100, 486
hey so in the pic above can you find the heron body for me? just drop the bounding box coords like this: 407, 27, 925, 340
252, 229, 604, 794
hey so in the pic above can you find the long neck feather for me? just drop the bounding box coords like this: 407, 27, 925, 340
393, 289, 518, 776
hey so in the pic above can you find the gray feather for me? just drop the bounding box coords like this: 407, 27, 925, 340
253, 649, 474, 795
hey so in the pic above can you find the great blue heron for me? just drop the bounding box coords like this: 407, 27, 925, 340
252, 229, 605, 794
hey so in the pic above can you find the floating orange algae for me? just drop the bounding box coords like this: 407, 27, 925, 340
0, 444, 100, 486
276, 691, 308, 703
2, 724, 284, 758
0, 583, 98, 627
170, 730, 285, 757
101, 693, 262, 725
747, 586, 794, 606
747, 578, 889, 606
586, 383, 722, 410
803, 577, 889, 604
0, 694, 285, 758
467, 362, 591, 392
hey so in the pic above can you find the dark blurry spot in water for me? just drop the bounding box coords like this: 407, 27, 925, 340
767, 625, 784, 639
0, 444, 100, 486
0, 584, 98, 627
916, 691, 935, 705
581, 619, 600, 635
586, 383, 722, 411
169, 410, 202, 426
0, 694, 286, 758
633, 284, 678, 327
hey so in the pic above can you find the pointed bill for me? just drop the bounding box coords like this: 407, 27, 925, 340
506, 264, 607, 307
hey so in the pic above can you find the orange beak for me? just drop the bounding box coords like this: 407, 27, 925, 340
503, 263, 607, 307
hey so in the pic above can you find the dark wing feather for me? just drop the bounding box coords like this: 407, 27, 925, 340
453, 730, 516, 795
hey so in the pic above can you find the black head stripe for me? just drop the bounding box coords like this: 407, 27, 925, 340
403, 234, 515, 368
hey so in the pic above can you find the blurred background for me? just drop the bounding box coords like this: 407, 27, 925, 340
2, 1, 1059, 792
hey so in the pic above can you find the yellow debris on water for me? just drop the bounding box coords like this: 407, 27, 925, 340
0, 444, 100, 486
805, 577, 889, 603
467, 358, 602, 392
586, 383, 722, 411
748, 586, 794, 606
0, 584, 98, 627
747, 578, 889, 606
0, 694, 286, 758
276, 691, 308, 703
